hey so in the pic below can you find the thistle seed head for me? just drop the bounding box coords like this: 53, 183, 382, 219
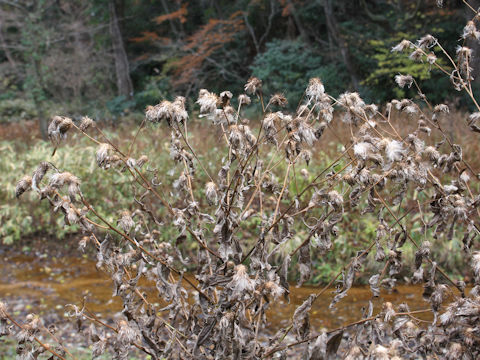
394, 74, 413, 88
306, 77, 325, 102
48, 116, 73, 146
205, 182, 218, 206
230, 264, 255, 293
79, 116, 94, 131
96, 143, 114, 169
417, 34, 437, 49
15, 175, 32, 198
462, 21, 480, 40
196, 90, 219, 115
269, 93, 288, 107
409, 49, 424, 62
391, 39, 412, 52
238, 94, 251, 106
220, 91, 233, 106
244, 77, 262, 95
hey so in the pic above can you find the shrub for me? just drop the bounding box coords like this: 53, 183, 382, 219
251, 39, 348, 108
0, 98, 38, 123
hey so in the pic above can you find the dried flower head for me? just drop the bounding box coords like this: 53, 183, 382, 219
0, 302, 7, 319
32, 161, 52, 191
264, 281, 284, 299
338, 92, 365, 108
96, 143, 115, 169
447, 343, 464, 359
205, 182, 218, 206
197, 89, 219, 114
409, 48, 424, 62
79, 116, 94, 131
146, 99, 188, 125
372, 345, 389, 360
417, 34, 437, 49
15, 175, 32, 198
391, 39, 412, 52
48, 116, 73, 146
298, 121, 316, 146
457, 46, 472, 64
145, 105, 158, 122
385, 140, 405, 162
306, 77, 325, 102
460, 171, 470, 184
269, 93, 288, 107
263, 113, 279, 144
394, 74, 413, 88
244, 77, 262, 95
220, 90, 233, 106
472, 252, 480, 280
229, 264, 255, 294
118, 210, 135, 234
427, 53, 437, 64
364, 105, 378, 119
462, 21, 480, 40
49, 172, 81, 198
424, 146, 440, 162
238, 94, 251, 106
117, 320, 138, 344
328, 190, 343, 208
353, 142, 373, 160
300, 168, 309, 179
434, 104, 449, 114
338, 92, 366, 125
172, 96, 188, 123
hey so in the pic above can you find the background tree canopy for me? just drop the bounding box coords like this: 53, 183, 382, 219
0, 0, 475, 128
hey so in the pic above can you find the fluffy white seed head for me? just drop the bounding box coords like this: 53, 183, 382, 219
238, 94, 251, 105
230, 264, 255, 293
385, 140, 405, 162
462, 21, 480, 40
196, 90, 218, 114
244, 77, 262, 95
205, 182, 218, 206
306, 77, 325, 102
391, 39, 411, 52
395, 74, 413, 88
354, 142, 372, 160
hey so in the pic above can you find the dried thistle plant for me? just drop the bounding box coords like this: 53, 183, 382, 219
6, 3, 480, 359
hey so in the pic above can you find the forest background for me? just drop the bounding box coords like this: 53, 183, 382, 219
1, 0, 479, 280
0, 0, 478, 133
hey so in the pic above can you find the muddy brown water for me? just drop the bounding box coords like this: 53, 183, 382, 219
0, 254, 435, 332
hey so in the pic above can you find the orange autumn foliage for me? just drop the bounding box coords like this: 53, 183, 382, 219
128, 3, 244, 88
153, 3, 188, 25
172, 11, 245, 86
130, 31, 171, 44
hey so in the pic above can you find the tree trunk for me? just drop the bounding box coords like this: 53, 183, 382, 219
322, 0, 360, 91
109, 0, 133, 98
33, 55, 49, 140
286, 0, 309, 41
38, 112, 48, 140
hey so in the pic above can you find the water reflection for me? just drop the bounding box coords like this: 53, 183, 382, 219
1, 255, 436, 332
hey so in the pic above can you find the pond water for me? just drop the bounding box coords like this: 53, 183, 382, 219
0, 254, 436, 332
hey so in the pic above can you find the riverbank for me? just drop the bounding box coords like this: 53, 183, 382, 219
1, 237, 446, 359
2, 121, 474, 283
